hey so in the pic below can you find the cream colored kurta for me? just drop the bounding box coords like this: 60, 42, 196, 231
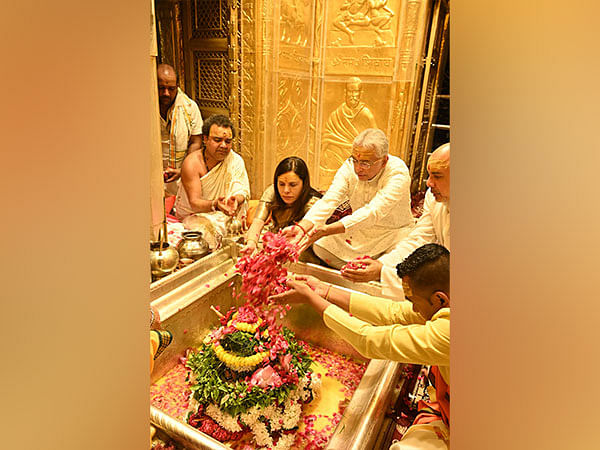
303, 155, 414, 262
323, 291, 450, 385
378, 189, 450, 299
161, 88, 203, 196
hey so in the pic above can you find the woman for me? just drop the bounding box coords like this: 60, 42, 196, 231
241, 157, 322, 256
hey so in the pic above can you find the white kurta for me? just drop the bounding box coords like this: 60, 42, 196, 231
303, 155, 414, 262
174, 151, 250, 248
378, 189, 450, 298
161, 88, 203, 196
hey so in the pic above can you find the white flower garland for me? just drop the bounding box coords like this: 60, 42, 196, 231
201, 373, 322, 450
205, 404, 243, 432
271, 433, 295, 450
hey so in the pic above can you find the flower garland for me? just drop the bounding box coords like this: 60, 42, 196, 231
186, 319, 320, 449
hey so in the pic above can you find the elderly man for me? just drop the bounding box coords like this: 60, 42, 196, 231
286, 128, 414, 269
158, 63, 204, 196
270, 243, 450, 449
342, 143, 450, 298
174, 115, 250, 245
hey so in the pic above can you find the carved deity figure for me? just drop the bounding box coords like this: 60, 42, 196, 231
319, 77, 377, 188
281, 0, 308, 46
332, 0, 394, 46
276, 80, 307, 159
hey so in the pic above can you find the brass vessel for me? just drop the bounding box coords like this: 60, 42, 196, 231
176, 231, 210, 261
226, 217, 244, 237
150, 241, 179, 280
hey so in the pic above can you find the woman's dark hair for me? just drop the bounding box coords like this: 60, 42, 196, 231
271, 157, 322, 229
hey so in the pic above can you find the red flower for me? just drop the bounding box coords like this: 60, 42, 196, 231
249, 364, 283, 389
280, 353, 292, 372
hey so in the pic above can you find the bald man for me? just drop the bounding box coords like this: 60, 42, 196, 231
342, 143, 450, 298
157, 63, 204, 196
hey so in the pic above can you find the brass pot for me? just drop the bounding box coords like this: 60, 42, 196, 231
176, 231, 210, 261
150, 241, 179, 280
227, 217, 244, 236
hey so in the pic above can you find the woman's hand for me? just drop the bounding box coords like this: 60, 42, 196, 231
240, 239, 258, 256
298, 225, 328, 253
292, 274, 328, 297
269, 278, 317, 305
281, 224, 305, 245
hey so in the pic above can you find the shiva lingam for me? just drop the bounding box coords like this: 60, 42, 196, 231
176, 231, 210, 261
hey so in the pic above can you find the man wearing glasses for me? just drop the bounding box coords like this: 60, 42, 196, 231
284, 128, 414, 269
342, 143, 450, 299
175, 115, 250, 240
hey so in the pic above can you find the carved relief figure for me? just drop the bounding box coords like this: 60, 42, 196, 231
276, 79, 309, 161
331, 0, 394, 46
281, 0, 309, 46
320, 77, 377, 188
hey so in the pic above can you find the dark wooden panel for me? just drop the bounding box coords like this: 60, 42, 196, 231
190, 0, 229, 39
156, 1, 186, 88
193, 50, 230, 110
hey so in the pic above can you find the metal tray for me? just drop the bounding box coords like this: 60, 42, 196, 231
150, 244, 406, 449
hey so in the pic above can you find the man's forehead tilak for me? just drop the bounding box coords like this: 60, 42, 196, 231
352, 146, 377, 160
210, 125, 233, 138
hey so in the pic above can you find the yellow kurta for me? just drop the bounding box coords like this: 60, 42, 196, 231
322, 292, 449, 384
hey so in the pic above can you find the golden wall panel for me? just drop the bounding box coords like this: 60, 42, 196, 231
240, 0, 431, 196
326, 49, 396, 77
317, 79, 393, 188
326, 0, 400, 47
307, 0, 326, 182
278, 0, 314, 72
240, 0, 259, 195
323, 0, 401, 77
275, 76, 312, 164
279, 46, 313, 72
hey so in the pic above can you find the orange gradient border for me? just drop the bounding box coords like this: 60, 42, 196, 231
2, 1, 600, 449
